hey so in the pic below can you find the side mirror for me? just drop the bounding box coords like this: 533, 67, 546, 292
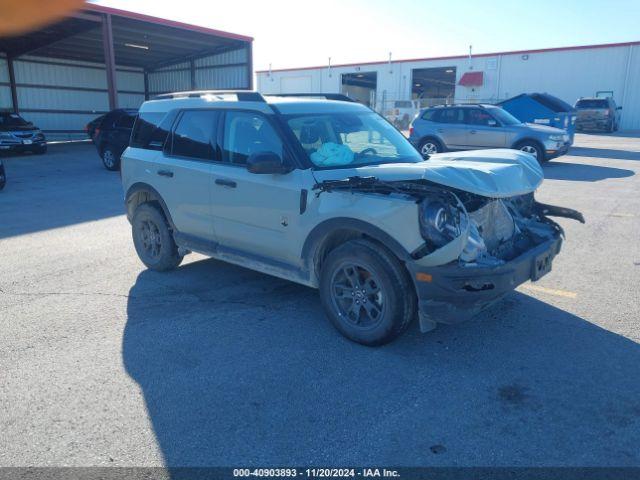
487, 119, 498, 127
247, 151, 290, 174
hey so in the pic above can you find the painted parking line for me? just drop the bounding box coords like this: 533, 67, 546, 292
608, 213, 635, 218
519, 283, 578, 299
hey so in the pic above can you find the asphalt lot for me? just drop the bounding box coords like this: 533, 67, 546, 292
1, 134, 639, 468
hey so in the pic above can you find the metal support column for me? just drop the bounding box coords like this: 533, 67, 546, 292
190, 60, 196, 90
102, 13, 118, 110
143, 70, 149, 100
246, 41, 253, 90
7, 57, 18, 113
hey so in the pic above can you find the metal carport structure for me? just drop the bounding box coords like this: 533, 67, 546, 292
0, 4, 253, 140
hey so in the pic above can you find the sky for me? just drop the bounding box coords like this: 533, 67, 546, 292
92, 0, 640, 71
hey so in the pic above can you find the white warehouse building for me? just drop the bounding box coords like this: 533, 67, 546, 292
257, 41, 640, 130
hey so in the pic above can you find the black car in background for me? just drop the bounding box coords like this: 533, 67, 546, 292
0, 158, 6, 190
86, 114, 106, 144
91, 108, 137, 170
0, 111, 47, 155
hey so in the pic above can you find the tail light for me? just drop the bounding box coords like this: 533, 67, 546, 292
409, 127, 414, 136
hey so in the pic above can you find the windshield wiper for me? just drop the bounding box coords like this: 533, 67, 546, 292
312, 176, 443, 199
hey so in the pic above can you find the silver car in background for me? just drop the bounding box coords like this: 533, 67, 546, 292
409, 104, 570, 163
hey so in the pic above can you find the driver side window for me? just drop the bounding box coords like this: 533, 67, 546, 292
222, 111, 283, 165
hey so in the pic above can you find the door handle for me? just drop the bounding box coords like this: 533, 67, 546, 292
215, 178, 237, 188
157, 169, 174, 177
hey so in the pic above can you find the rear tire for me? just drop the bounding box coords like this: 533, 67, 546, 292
101, 145, 120, 171
319, 239, 416, 346
418, 137, 443, 157
132, 203, 183, 271
515, 140, 546, 164
34, 145, 47, 155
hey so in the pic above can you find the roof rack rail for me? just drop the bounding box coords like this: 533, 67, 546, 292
153, 90, 266, 102
430, 103, 492, 108
266, 93, 357, 103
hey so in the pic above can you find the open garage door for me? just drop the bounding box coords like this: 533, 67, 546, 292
341, 71, 377, 107
412, 67, 456, 106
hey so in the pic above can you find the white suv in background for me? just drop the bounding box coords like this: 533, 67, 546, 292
121, 91, 583, 346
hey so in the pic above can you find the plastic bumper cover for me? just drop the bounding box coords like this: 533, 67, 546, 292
406, 235, 563, 332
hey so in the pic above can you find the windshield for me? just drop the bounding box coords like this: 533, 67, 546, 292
575, 99, 608, 109
285, 111, 423, 168
0, 113, 30, 128
488, 108, 521, 126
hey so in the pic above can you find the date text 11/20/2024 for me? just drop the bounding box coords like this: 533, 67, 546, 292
233, 468, 400, 477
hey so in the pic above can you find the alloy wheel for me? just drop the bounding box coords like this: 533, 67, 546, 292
103, 150, 115, 168
330, 263, 385, 328
139, 220, 162, 260
520, 145, 538, 159
421, 142, 439, 156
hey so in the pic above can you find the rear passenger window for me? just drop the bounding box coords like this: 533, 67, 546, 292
434, 108, 463, 124
171, 110, 218, 160
222, 112, 283, 165
131, 112, 169, 150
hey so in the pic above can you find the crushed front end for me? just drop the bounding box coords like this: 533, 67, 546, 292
313, 176, 584, 333
407, 187, 584, 332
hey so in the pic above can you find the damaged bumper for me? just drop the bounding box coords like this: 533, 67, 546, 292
406, 234, 563, 332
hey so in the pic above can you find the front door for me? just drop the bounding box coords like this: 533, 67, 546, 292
209, 110, 311, 266
464, 109, 507, 148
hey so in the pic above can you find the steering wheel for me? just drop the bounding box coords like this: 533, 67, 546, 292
360, 147, 378, 156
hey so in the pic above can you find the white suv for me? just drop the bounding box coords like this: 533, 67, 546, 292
121, 91, 584, 346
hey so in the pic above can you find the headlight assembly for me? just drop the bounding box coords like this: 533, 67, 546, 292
549, 134, 564, 141
418, 192, 468, 248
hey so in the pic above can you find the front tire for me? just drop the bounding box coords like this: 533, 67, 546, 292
132, 203, 183, 271
101, 145, 120, 171
319, 239, 416, 346
515, 140, 545, 163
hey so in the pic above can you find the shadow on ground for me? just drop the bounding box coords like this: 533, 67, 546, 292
543, 161, 634, 181
123, 258, 640, 467
569, 147, 640, 162
0, 144, 123, 239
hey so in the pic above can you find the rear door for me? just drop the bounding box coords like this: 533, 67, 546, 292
128, 109, 218, 242
464, 108, 507, 148
431, 108, 467, 149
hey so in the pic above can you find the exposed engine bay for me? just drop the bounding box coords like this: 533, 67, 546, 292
313, 176, 585, 267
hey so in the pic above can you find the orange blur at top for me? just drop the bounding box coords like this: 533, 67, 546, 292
0, 0, 85, 37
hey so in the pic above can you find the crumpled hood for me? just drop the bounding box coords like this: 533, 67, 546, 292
313, 149, 544, 198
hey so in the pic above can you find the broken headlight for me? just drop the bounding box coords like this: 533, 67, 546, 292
418, 192, 468, 248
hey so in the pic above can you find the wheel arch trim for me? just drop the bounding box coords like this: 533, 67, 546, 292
301, 217, 412, 281
124, 182, 176, 230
